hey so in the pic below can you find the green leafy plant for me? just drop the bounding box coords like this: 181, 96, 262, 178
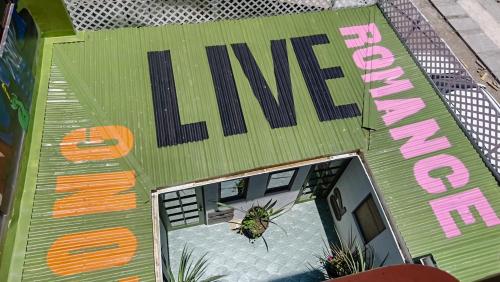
234, 179, 246, 196
218, 199, 287, 251
166, 245, 225, 282
314, 235, 387, 279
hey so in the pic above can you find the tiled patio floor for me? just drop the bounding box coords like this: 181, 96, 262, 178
167, 199, 338, 282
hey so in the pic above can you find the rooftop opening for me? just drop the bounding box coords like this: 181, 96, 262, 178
152, 154, 405, 281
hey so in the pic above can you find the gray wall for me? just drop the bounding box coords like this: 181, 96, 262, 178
158, 199, 170, 271
329, 158, 404, 266
203, 165, 311, 220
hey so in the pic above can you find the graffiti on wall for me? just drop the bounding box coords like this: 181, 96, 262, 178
0, 5, 35, 214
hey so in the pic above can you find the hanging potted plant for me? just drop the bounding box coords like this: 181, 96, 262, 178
218, 199, 286, 251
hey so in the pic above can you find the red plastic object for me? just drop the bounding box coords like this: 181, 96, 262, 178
326, 265, 459, 282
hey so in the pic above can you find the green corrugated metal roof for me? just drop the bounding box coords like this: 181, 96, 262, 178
363, 57, 500, 281
17, 5, 500, 282
23, 62, 155, 281
48, 14, 373, 189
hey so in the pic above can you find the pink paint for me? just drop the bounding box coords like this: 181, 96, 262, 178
339, 23, 382, 48
341, 22, 498, 240
390, 118, 451, 159
352, 46, 394, 70
374, 98, 425, 126
363, 67, 414, 98
430, 188, 500, 238
414, 154, 469, 194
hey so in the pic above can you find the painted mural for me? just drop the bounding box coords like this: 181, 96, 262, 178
0, 6, 35, 215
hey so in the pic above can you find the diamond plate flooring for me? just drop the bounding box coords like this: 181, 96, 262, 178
167, 199, 338, 282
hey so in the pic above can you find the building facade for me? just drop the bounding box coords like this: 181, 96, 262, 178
0, 1, 499, 282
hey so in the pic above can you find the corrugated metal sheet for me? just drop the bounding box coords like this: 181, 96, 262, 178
20, 5, 500, 282
358, 7, 500, 282
22, 65, 155, 280
47, 10, 372, 189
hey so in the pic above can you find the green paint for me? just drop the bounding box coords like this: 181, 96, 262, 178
17, 0, 74, 37
51, 12, 374, 190
8, 5, 500, 282
0, 38, 47, 282
1, 84, 29, 130
0, 35, 83, 282
22, 58, 155, 281
336, 9, 500, 281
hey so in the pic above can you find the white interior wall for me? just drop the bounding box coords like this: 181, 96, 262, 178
329, 158, 404, 266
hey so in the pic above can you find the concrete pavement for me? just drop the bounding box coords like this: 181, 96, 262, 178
429, 0, 500, 92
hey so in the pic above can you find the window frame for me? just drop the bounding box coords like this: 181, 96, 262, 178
353, 194, 386, 244
265, 169, 297, 194
218, 177, 249, 203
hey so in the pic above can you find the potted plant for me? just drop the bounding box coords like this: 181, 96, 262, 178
218, 199, 286, 251
314, 236, 387, 279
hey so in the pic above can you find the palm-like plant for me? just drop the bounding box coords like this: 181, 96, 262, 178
314, 235, 387, 279
218, 199, 287, 251
166, 246, 225, 282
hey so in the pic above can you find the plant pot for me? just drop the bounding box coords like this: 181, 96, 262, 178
324, 259, 351, 279
241, 207, 269, 239
325, 263, 338, 279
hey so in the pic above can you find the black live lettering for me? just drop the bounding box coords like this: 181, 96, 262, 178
232, 40, 296, 128
291, 34, 361, 121
147, 50, 209, 147
148, 35, 362, 146
206, 45, 248, 137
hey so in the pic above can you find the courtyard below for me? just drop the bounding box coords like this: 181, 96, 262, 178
167, 199, 338, 282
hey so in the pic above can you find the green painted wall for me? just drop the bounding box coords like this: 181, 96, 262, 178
18, 0, 74, 37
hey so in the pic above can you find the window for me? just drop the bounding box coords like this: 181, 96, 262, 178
413, 254, 436, 267
219, 178, 248, 202
353, 195, 386, 243
266, 169, 296, 193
